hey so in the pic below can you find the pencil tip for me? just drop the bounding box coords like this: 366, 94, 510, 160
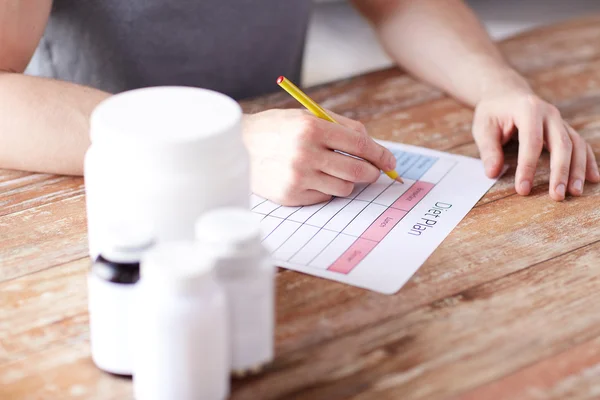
396, 177, 404, 184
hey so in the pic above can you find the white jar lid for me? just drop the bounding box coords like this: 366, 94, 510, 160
195, 208, 262, 252
141, 241, 214, 293
90, 86, 242, 157
100, 221, 155, 264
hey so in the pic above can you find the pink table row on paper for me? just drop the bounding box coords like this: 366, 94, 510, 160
327, 180, 435, 274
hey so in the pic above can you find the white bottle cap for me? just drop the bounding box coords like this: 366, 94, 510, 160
89, 86, 243, 169
195, 208, 262, 255
141, 241, 215, 294
100, 221, 155, 263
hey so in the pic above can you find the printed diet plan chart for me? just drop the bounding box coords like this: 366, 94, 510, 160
250, 140, 502, 294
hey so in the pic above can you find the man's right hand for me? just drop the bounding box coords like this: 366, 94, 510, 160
242, 109, 398, 206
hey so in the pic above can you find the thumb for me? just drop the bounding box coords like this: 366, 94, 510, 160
473, 114, 505, 178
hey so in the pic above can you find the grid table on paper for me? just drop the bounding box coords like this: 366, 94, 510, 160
251, 149, 457, 275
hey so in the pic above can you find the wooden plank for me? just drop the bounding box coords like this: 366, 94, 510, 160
0, 176, 84, 217
0, 258, 89, 364
2, 172, 598, 366
5, 241, 597, 399
455, 335, 600, 400
241, 69, 446, 122
1, 65, 599, 345
0, 195, 88, 282
500, 16, 600, 75
0, 340, 132, 400
230, 242, 600, 400
2, 17, 600, 400
0, 170, 34, 184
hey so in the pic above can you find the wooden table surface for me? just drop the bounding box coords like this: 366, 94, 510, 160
2, 16, 600, 400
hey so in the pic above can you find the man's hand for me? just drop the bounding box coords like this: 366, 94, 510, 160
473, 83, 600, 201
352, 0, 599, 201
242, 109, 397, 206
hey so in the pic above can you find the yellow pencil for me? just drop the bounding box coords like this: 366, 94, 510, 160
276, 76, 403, 183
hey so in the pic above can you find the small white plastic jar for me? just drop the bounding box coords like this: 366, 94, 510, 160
85, 86, 249, 260
195, 207, 275, 375
88, 223, 154, 376
133, 241, 229, 400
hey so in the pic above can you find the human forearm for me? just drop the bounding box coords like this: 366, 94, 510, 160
354, 0, 531, 106
354, 0, 598, 201
0, 72, 110, 175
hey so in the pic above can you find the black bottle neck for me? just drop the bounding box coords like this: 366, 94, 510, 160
92, 254, 140, 284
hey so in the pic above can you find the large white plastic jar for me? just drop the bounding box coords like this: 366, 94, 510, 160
133, 241, 229, 400
85, 86, 249, 259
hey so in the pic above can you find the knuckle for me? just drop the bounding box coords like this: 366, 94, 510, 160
519, 162, 538, 174
571, 133, 585, 150
351, 162, 364, 182
557, 164, 571, 177
355, 133, 370, 154
559, 132, 573, 151
528, 133, 544, 149
547, 105, 561, 118
298, 117, 320, 142
354, 121, 368, 135
523, 94, 541, 110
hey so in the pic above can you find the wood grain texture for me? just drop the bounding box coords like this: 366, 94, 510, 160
2, 16, 600, 400
231, 242, 600, 400
455, 336, 600, 400
0, 258, 89, 364
0, 195, 88, 282
0, 176, 85, 218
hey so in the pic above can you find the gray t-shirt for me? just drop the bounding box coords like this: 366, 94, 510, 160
27, 0, 311, 100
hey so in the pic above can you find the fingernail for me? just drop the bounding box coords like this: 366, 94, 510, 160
573, 180, 583, 193
387, 154, 397, 171
519, 180, 531, 194
556, 183, 566, 198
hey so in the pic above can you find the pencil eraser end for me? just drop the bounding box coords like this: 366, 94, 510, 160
276, 76, 284, 85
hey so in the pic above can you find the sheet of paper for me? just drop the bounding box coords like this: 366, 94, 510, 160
250, 140, 503, 294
